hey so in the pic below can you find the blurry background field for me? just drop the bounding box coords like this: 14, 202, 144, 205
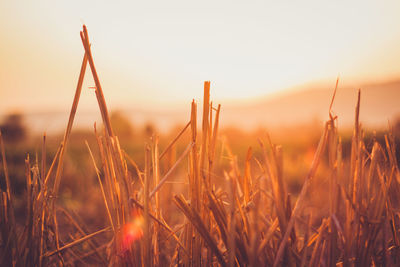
2, 95, 400, 199
2, 77, 400, 208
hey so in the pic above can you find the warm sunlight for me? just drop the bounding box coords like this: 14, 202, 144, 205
2, 2, 400, 266
1, 0, 399, 113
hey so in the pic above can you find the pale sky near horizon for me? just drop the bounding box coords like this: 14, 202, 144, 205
1, 0, 400, 114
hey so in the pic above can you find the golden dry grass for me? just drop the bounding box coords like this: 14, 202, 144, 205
1, 25, 400, 266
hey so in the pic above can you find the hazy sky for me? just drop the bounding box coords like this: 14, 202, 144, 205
1, 0, 400, 114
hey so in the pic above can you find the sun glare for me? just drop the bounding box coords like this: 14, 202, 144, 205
0, 0, 399, 113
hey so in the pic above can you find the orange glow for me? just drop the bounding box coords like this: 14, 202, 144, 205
1, 1, 400, 115
119, 208, 144, 253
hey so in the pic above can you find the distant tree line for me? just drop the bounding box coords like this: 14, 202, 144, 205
0, 113, 26, 143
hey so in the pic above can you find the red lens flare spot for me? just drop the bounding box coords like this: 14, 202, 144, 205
119, 208, 144, 252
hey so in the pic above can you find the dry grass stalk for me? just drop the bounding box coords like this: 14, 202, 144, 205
273, 119, 330, 267
143, 145, 152, 266
86, 141, 115, 232
80, 25, 114, 137
150, 142, 194, 198
174, 194, 227, 267
44, 227, 111, 257
159, 121, 191, 160
53, 52, 88, 199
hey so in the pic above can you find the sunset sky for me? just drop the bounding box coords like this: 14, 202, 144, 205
1, 0, 400, 114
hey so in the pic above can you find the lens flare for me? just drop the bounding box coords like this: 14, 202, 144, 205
120, 208, 144, 252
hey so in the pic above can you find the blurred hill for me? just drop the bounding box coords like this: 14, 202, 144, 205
3, 79, 399, 135
221, 79, 400, 130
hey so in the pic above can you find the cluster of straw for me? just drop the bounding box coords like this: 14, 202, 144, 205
1, 26, 400, 266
